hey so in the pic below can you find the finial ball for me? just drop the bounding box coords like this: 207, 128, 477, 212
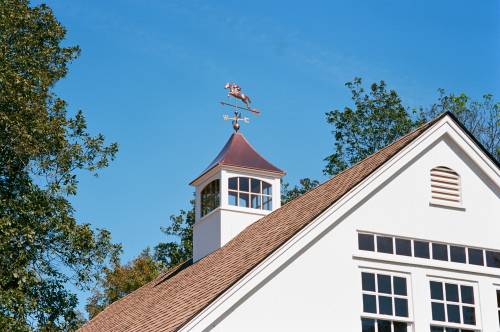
233, 121, 240, 132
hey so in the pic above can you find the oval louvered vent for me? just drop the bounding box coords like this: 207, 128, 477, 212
430, 166, 461, 205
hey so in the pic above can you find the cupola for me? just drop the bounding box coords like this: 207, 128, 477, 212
190, 131, 285, 262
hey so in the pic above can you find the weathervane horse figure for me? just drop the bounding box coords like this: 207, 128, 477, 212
224, 82, 260, 114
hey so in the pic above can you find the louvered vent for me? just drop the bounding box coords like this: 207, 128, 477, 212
430, 166, 461, 204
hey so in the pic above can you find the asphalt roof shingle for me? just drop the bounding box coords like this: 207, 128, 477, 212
80, 116, 442, 332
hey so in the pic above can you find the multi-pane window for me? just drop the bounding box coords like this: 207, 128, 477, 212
361, 271, 411, 332
357, 232, 500, 270
200, 179, 220, 217
429, 280, 477, 330
228, 177, 272, 210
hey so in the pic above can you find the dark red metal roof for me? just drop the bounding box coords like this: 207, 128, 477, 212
192, 132, 285, 183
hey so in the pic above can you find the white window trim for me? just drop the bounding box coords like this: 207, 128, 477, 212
360, 268, 414, 330
428, 277, 481, 331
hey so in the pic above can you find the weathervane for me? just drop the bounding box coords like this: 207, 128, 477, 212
221, 82, 260, 132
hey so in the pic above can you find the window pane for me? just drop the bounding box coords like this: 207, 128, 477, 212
486, 251, 500, 268
228, 177, 238, 190
239, 193, 249, 208
462, 306, 476, 325
377, 320, 391, 332
361, 272, 375, 292
414, 241, 430, 258
377, 236, 394, 254
363, 294, 376, 313
361, 318, 375, 332
251, 178, 261, 193
251, 194, 261, 209
228, 191, 237, 206
262, 181, 272, 195
201, 179, 220, 216
450, 246, 466, 263
445, 283, 459, 302
239, 177, 249, 192
432, 243, 448, 261
430, 326, 444, 332
447, 304, 460, 323
468, 248, 484, 266
393, 322, 407, 332
430, 281, 444, 300
496, 289, 500, 307
460, 285, 474, 304
393, 276, 407, 296
395, 297, 408, 317
262, 196, 272, 210
432, 302, 445, 321
377, 274, 392, 294
378, 296, 393, 315
396, 238, 412, 256
358, 234, 375, 251
445, 328, 460, 332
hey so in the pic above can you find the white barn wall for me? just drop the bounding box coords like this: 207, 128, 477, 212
209, 136, 500, 331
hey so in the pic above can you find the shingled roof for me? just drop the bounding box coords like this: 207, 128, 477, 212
80, 115, 444, 332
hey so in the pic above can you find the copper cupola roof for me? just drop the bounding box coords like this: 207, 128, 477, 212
191, 132, 285, 184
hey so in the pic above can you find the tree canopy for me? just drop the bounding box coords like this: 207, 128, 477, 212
154, 199, 195, 269
85, 249, 161, 320
324, 78, 418, 176
324, 78, 499, 177
424, 89, 499, 161
1, 1, 119, 330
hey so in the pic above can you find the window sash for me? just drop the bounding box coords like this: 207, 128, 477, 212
228, 177, 272, 211
428, 278, 479, 329
360, 269, 413, 323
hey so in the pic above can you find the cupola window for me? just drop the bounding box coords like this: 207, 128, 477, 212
430, 166, 461, 206
201, 179, 220, 217
228, 177, 272, 210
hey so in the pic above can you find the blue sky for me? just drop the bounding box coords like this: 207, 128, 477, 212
41, 0, 499, 309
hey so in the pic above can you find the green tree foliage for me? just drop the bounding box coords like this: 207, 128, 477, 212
84, 204, 195, 319
324, 78, 499, 177
324, 77, 417, 176
85, 249, 161, 319
423, 90, 499, 161
154, 199, 195, 269
281, 178, 320, 204
0, 1, 119, 330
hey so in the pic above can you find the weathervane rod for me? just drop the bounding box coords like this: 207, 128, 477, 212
220, 101, 253, 112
